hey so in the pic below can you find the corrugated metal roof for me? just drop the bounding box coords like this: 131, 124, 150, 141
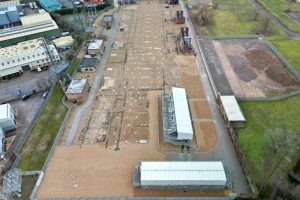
220, 96, 245, 122
172, 87, 193, 140
141, 161, 224, 171
0, 11, 59, 42
140, 162, 227, 186
0, 13, 10, 26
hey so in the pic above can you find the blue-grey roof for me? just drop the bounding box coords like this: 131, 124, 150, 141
0, 13, 10, 26
6, 11, 20, 23
0, 5, 20, 26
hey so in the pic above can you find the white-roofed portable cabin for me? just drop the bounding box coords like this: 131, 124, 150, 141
161, 87, 193, 146
217, 95, 246, 128
133, 161, 231, 190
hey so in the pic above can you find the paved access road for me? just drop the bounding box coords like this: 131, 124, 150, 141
179, 0, 249, 194
250, 0, 300, 40
64, 10, 119, 146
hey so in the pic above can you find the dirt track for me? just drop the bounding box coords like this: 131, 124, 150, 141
199, 38, 300, 97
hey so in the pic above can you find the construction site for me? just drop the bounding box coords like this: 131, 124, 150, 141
198, 37, 300, 98
34, 1, 245, 199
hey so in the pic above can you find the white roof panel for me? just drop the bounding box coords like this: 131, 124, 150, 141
172, 87, 193, 140
140, 161, 227, 186
220, 96, 246, 122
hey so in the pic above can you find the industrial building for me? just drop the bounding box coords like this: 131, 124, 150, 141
65, 79, 89, 104
39, 0, 62, 11
0, 104, 16, 132
0, 10, 60, 47
0, 5, 22, 29
217, 95, 246, 127
0, 38, 60, 79
162, 87, 193, 146
87, 39, 104, 56
78, 57, 98, 72
53, 36, 74, 50
133, 161, 231, 190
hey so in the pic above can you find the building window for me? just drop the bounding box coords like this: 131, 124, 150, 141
7, 62, 9, 64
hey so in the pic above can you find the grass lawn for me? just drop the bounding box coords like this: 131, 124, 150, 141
237, 96, 300, 182
68, 58, 80, 76
17, 85, 67, 171
257, 0, 300, 33
19, 175, 38, 200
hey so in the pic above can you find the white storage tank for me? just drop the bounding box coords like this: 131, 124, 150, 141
0, 103, 16, 131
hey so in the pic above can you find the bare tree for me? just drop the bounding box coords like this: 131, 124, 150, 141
195, 4, 213, 25
262, 18, 271, 33
254, 8, 259, 21
266, 127, 298, 154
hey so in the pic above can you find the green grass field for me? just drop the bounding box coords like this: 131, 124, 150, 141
20, 175, 38, 200
68, 58, 80, 76
257, 0, 300, 33
195, 0, 300, 197
17, 85, 67, 171
237, 97, 300, 182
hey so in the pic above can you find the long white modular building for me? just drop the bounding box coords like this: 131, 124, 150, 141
172, 87, 193, 140
133, 161, 230, 189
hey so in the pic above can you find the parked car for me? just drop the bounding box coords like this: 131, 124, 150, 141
42, 91, 49, 98
21, 94, 31, 101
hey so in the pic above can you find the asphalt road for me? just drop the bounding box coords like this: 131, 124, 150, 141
250, 0, 300, 40
64, 10, 119, 146
179, 0, 249, 194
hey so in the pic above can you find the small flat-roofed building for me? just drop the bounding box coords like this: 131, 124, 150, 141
162, 87, 193, 146
87, 39, 104, 56
0, 103, 16, 132
0, 10, 60, 47
102, 15, 113, 28
218, 95, 246, 127
65, 79, 89, 104
53, 36, 74, 50
0, 38, 60, 79
133, 161, 230, 190
78, 57, 98, 72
